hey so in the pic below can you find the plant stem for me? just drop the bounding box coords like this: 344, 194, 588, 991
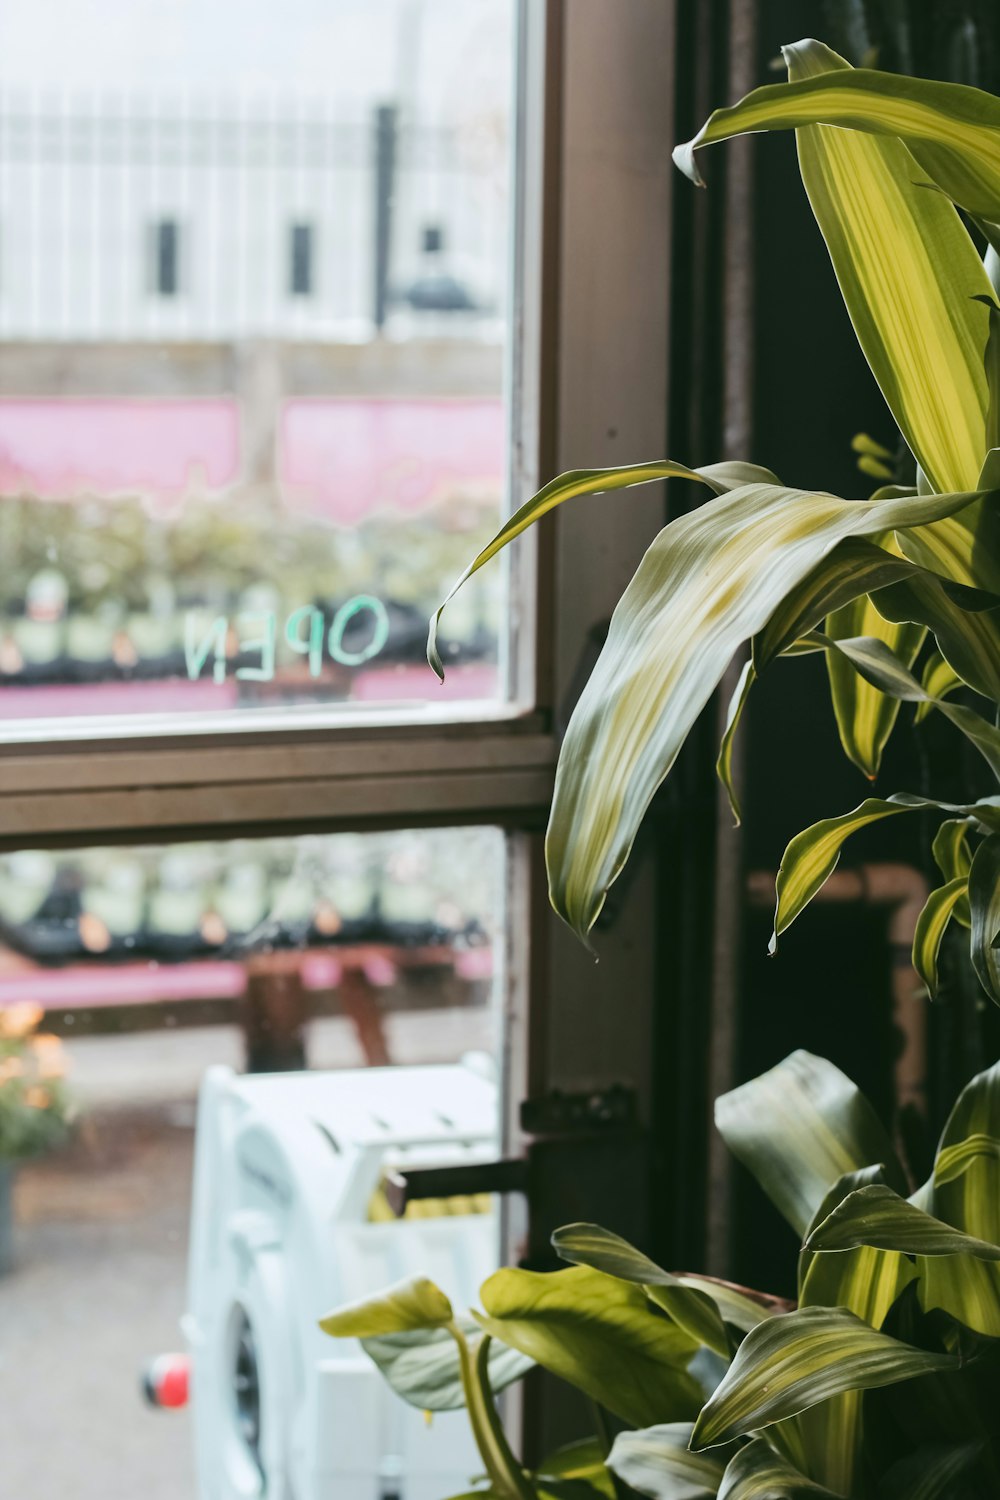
447, 1322, 535, 1500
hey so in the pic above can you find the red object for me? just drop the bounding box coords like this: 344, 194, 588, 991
142, 1354, 190, 1409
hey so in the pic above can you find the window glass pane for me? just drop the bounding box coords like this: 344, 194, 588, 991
0, 824, 505, 1496
0, 0, 516, 728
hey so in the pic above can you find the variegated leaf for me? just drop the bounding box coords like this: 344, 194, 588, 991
674, 40, 993, 493
714, 1050, 902, 1239
692, 1307, 955, 1450
913, 877, 968, 996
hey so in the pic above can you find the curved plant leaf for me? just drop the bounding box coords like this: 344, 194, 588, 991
716, 1439, 840, 1499
804, 1183, 1000, 1258
752, 536, 920, 671
798, 1162, 891, 1289
771, 795, 915, 950
932, 818, 973, 923
913, 877, 969, 996
714, 1050, 903, 1238
320, 1275, 454, 1337
895, 496, 1000, 596
795, 1230, 916, 1494
665, 1274, 792, 1335
674, 39, 993, 493
674, 47, 1000, 230
551, 1224, 730, 1357
717, 658, 754, 826
916, 649, 963, 722
813, 633, 1000, 782
930, 1059, 1000, 1239
691, 1307, 956, 1450
541, 482, 982, 939
427, 459, 778, 678
552, 1226, 786, 1348
935, 1133, 1000, 1187
969, 834, 1000, 1003
919, 1060, 1000, 1336
873, 575, 1000, 703
772, 793, 1000, 949
825, 596, 924, 778
918, 1255, 1000, 1339
536, 1438, 615, 1500
607, 1424, 725, 1500
359, 1318, 534, 1411
475, 1265, 703, 1429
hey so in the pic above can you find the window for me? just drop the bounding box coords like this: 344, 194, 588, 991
0, 3, 673, 1496
151, 219, 182, 297
289, 222, 314, 297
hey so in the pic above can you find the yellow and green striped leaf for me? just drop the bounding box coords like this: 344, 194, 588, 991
913, 877, 968, 996
917, 1060, 1000, 1334
916, 649, 963, 722
794, 1226, 915, 1495
932, 1058, 1000, 1240
809, 633, 1000, 781
933, 817, 973, 884
932, 818, 973, 924
969, 834, 1000, 1004
674, 40, 993, 493
804, 1183, 1000, 1258
772, 791, 1000, 949
873, 575, 1000, 703
752, 536, 920, 671
895, 495, 1000, 594
690, 1307, 956, 1451
824, 593, 924, 778
427, 459, 778, 678
542, 484, 981, 939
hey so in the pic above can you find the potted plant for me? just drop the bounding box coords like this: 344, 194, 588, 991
319, 33, 1000, 1495
0, 1001, 73, 1274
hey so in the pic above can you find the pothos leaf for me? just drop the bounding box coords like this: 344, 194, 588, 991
475, 1265, 704, 1429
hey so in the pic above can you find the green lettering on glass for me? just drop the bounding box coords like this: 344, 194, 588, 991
235, 612, 277, 681
185, 614, 228, 684
285, 604, 325, 677
328, 594, 390, 666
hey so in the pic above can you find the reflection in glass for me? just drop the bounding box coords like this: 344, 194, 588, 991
0, 0, 515, 723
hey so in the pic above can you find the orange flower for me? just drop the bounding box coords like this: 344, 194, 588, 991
31, 1034, 67, 1078
0, 1056, 25, 1082
25, 1085, 51, 1109
0, 1002, 44, 1040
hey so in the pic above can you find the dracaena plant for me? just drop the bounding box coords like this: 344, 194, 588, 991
427, 36, 1000, 998
321, 1051, 1000, 1497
